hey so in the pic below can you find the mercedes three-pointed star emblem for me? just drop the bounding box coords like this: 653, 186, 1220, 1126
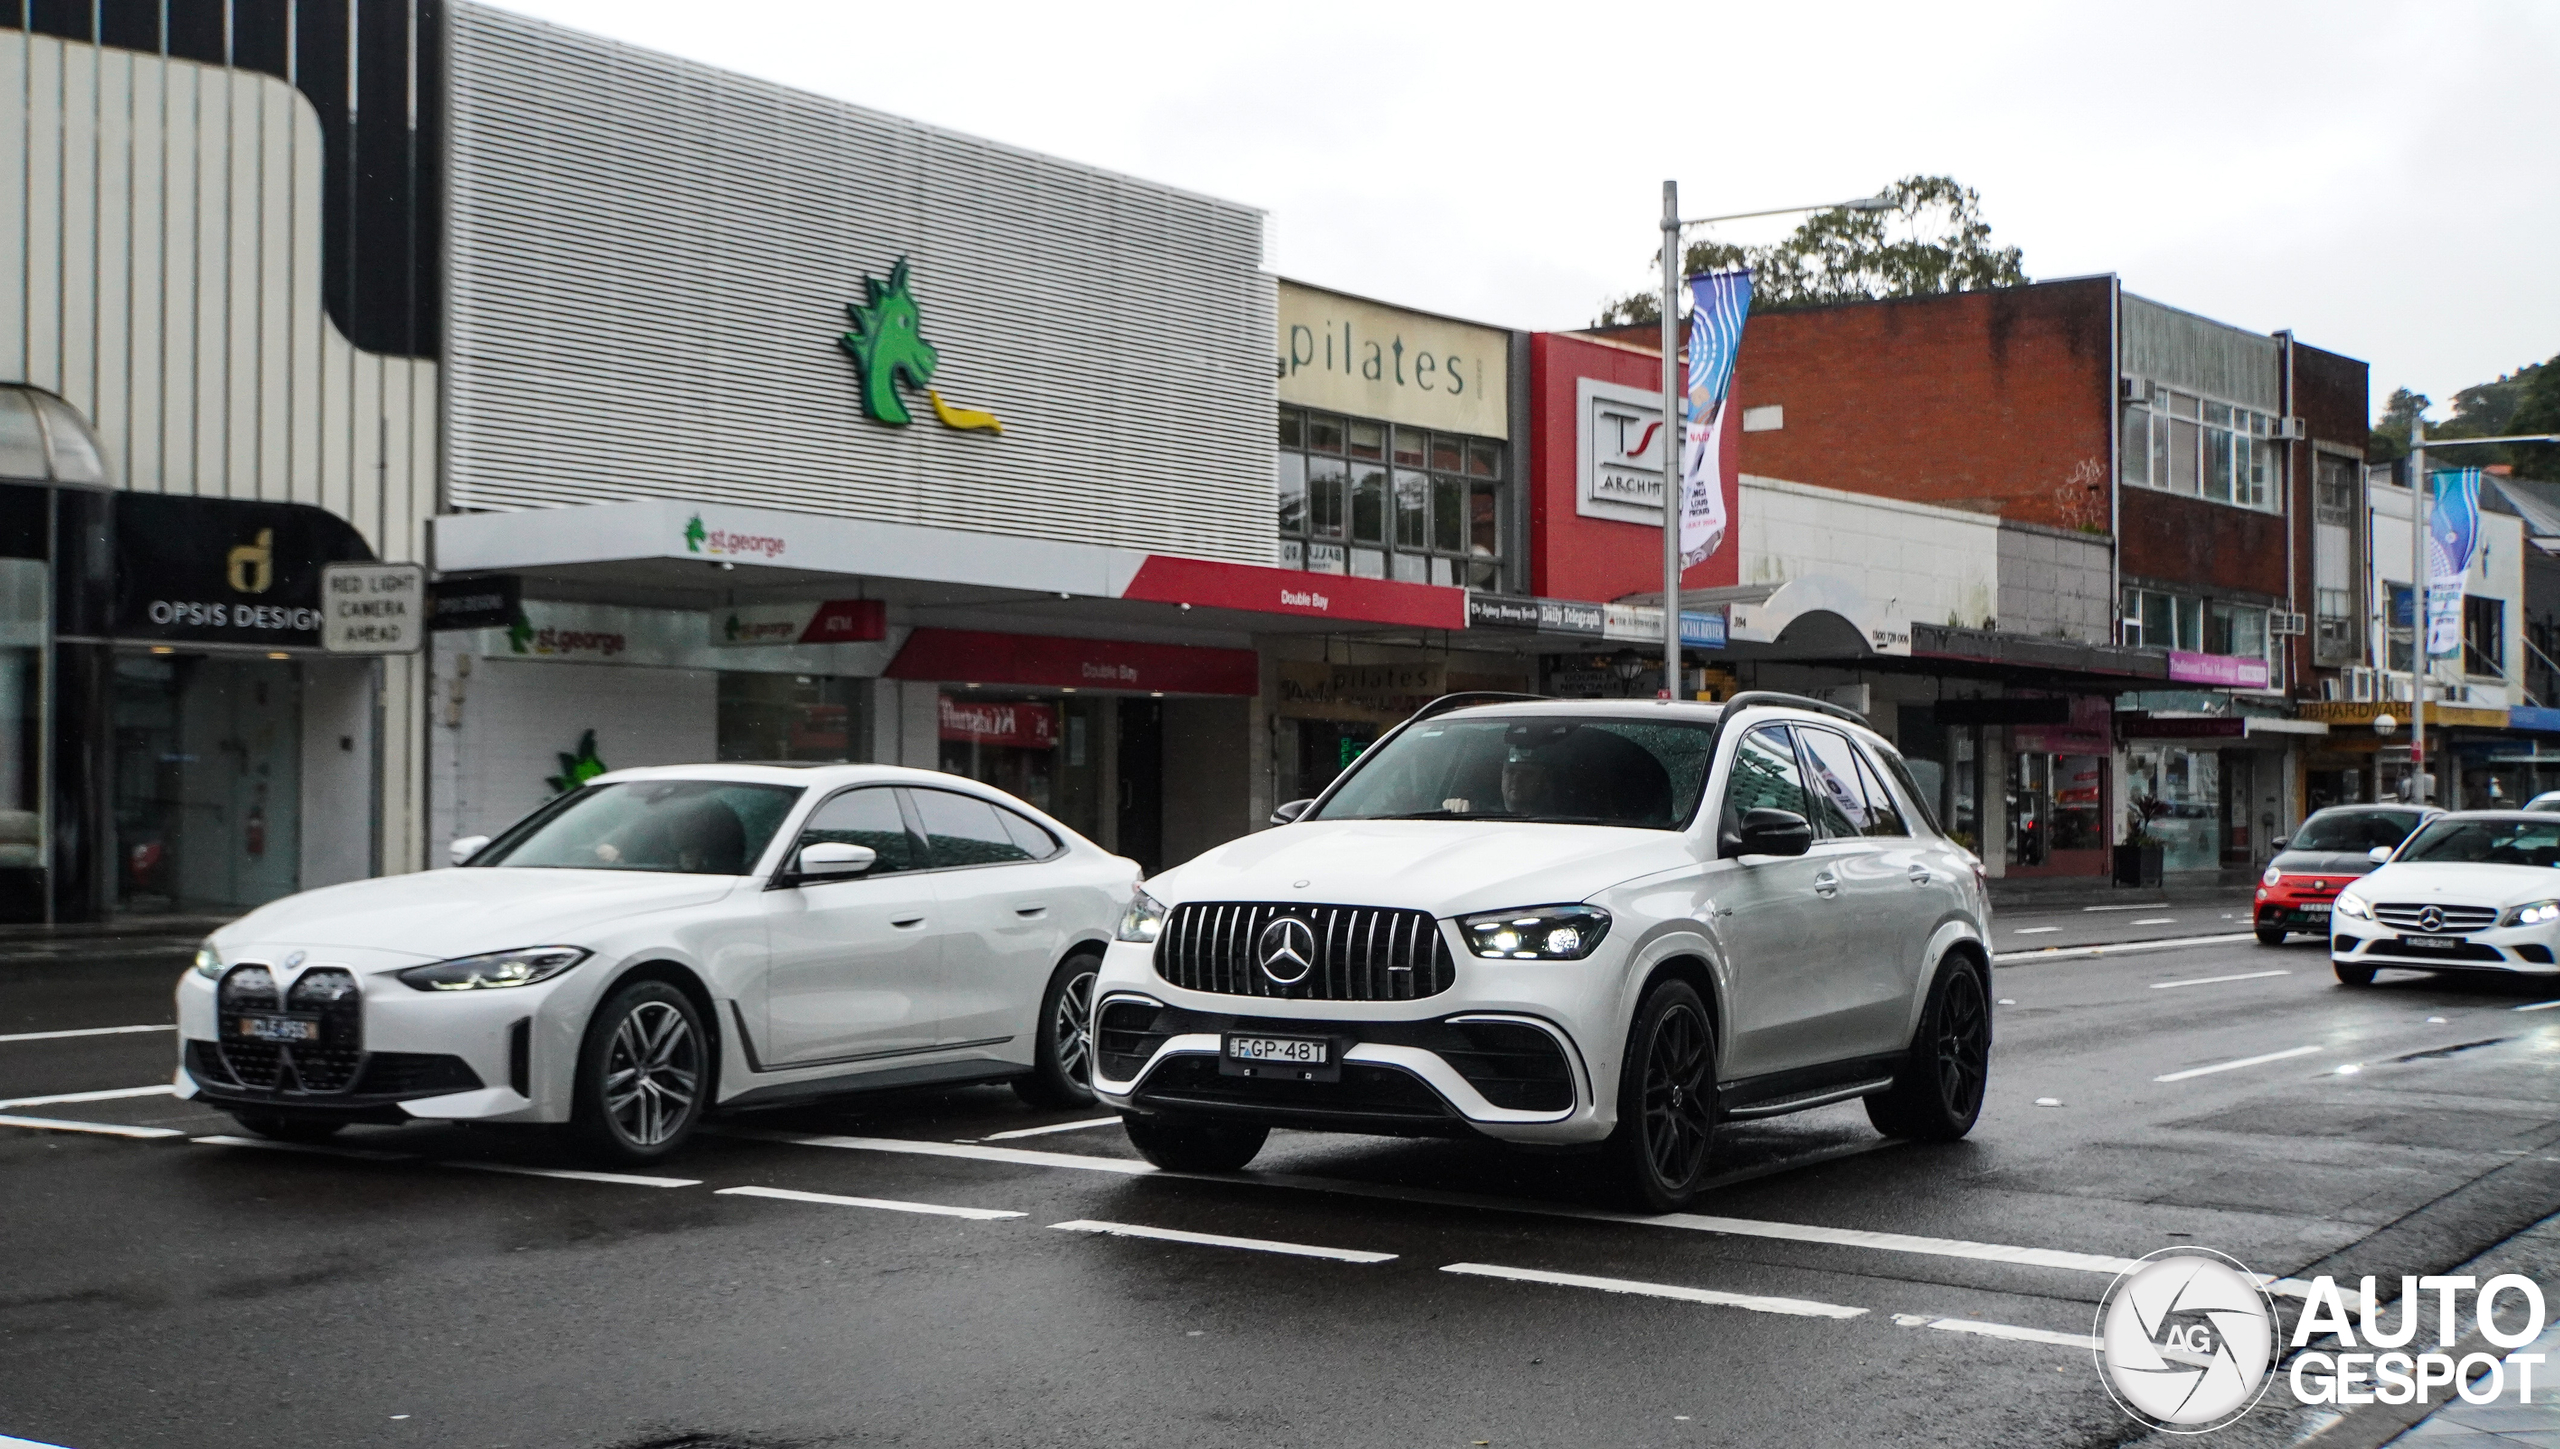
2418, 905, 2444, 932
1257, 916, 1317, 985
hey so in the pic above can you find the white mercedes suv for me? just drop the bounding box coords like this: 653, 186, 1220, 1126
1091, 693, 1994, 1210
176, 764, 1135, 1162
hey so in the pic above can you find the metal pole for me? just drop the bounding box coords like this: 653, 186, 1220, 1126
2412, 418, 2428, 802
1659, 181, 1683, 701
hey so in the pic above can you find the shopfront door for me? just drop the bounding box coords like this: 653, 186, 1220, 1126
113, 654, 302, 911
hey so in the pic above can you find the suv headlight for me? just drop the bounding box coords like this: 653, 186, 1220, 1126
1459, 905, 1611, 960
1118, 887, 1166, 944
2334, 892, 2372, 920
2505, 900, 2560, 927
192, 944, 223, 979
397, 946, 590, 992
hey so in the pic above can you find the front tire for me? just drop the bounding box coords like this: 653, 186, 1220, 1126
1606, 980, 1719, 1213
227, 1112, 345, 1144
1120, 1114, 1267, 1172
567, 980, 709, 1165
1866, 956, 1990, 1142
2334, 957, 2377, 987
1013, 953, 1100, 1109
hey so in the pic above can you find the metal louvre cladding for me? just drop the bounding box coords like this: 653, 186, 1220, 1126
1155, 903, 1456, 1001
444, 5, 1274, 563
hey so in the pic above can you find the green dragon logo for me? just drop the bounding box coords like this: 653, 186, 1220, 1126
505, 610, 534, 655
838, 258, 1004, 434
546, 728, 607, 795
684, 513, 708, 553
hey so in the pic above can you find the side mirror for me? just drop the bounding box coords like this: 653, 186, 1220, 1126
2272, 836, 2289, 850
1733, 808, 1814, 859
1270, 798, 1315, 826
2367, 845, 2393, 866
448, 834, 491, 867
795, 842, 878, 879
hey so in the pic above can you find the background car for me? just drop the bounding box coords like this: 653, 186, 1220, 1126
176, 765, 1136, 1161
1089, 692, 1994, 1212
2255, 804, 2436, 944
2525, 791, 2560, 813
2330, 810, 2560, 985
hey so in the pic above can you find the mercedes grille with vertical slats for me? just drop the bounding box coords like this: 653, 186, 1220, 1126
2374, 903, 2500, 933
1153, 903, 1455, 1001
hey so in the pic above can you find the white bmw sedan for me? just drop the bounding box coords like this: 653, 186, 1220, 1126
176, 765, 1136, 1161
2331, 811, 2560, 985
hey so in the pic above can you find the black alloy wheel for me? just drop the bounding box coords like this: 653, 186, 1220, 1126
568, 980, 708, 1164
1866, 958, 1990, 1142
1015, 954, 1101, 1108
2334, 957, 2377, 987
1608, 980, 1719, 1213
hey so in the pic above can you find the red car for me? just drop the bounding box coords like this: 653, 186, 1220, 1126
2255, 804, 2437, 945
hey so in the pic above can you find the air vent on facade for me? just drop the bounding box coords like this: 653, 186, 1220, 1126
2120, 377, 2152, 403
2273, 416, 2309, 440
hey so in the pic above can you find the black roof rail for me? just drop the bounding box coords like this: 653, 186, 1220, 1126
1719, 690, 1870, 727
1408, 691, 1550, 723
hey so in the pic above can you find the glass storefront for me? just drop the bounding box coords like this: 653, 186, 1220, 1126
716, 672, 872, 763
0, 557, 43, 917
935, 693, 1108, 845
112, 654, 304, 912
2006, 751, 2105, 871
2126, 745, 2220, 873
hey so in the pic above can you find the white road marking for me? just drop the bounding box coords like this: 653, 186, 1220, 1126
2149, 970, 2291, 990
2083, 904, 2166, 912
1055, 1218, 1395, 1263
0, 1084, 179, 1109
976, 1116, 1122, 1142
193, 1134, 418, 1161
2153, 1045, 2321, 1082
0, 1433, 79, 1448
1892, 1312, 2097, 1349
717, 1185, 1024, 1220
0, 1113, 185, 1139
1696, 1139, 1896, 1191
726, 1129, 1158, 1175
1444, 1262, 1864, 1318
446, 1161, 699, 1188
2011, 927, 2061, 935
2512, 1000, 2560, 1013
0, 1023, 174, 1044
2132, 918, 2177, 926
1995, 933, 2255, 964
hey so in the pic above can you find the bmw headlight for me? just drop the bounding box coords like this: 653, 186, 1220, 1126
192, 944, 223, 979
2505, 900, 2560, 927
2262, 864, 2283, 887
1459, 905, 1612, 961
1118, 887, 1166, 944
396, 946, 590, 992
2334, 892, 2372, 920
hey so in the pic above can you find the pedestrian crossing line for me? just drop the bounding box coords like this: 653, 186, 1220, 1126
718, 1185, 1024, 1220
0, 1114, 184, 1139
1443, 1262, 1863, 1318
1055, 1219, 1395, 1263
1891, 1312, 2097, 1350
0, 1084, 179, 1110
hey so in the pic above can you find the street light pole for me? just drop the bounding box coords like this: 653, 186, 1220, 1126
2411, 417, 2428, 802
1658, 181, 1684, 699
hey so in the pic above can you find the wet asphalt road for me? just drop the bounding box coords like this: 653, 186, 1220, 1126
7, 922, 2560, 1449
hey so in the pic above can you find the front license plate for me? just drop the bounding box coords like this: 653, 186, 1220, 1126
231, 1014, 320, 1043
1220, 1033, 1339, 1082
2401, 935, 2465, 950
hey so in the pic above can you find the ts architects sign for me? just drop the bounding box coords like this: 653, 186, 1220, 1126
1577, 377, 1669, 524
113, 495, 376, 648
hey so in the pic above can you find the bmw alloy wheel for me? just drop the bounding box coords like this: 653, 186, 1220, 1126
603, 1000, 700, 1148
1051, 967, 1096, 1084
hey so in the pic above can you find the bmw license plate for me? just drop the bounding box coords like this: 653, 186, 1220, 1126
1220, 1033, 1338, 1082
2401, 935, 2465, 950
231, 1014, 321, 1043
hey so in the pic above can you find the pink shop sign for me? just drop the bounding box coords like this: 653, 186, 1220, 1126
2166, 650, 2270, 689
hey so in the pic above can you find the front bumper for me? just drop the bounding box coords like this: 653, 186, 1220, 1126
2328, 913, 2560, 973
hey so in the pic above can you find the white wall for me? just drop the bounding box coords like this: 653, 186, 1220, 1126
2368, 480, 2527, 704
0, 31, 436, 876
1738, 474, 2002, 633
431, 655, 718, 853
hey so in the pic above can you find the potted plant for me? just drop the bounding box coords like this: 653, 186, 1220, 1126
2115, 796, 2167, 886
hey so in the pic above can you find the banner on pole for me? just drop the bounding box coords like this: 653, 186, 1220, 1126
1679, 270, 1753, 570
2425, 467, 2482, 658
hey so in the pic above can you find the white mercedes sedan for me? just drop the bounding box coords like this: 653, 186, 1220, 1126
2331, 811, 2560, 985
176, 765, 1136, 1161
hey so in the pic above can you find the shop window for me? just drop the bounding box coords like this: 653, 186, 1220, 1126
2207, 602, 2267, 661
717, 673, 870, 764
113, 655, 304, 911
2122, 588, 2204, 652
2466, 596, 2505, 679
1276, 406, 1508, 591
2122, 387, 2282, 515
1276, 453, 1307, 536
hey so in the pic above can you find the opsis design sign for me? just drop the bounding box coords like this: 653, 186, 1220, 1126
111, 495, 376, 648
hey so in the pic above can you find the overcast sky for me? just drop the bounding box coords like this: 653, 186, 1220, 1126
499, 0, 2558, 420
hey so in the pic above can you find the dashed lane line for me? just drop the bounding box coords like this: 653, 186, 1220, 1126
0, 1114, 183, 1139
2132, 918, 2178, 926
193, 1135, 417, 1161
1994, 933, 2255, 964
447, 1161, 700, 1189
1443, 1262, 1863, 1318
2152, 1045, 2322, 1083
0, 1023, 173, 1045
1891, 1312, 2097, 1350
2148, 970, 2291, 990
975, 1116, 1122, 1142
2513, 1000, 2560, 1013
2011, 927, 2061, 936
0, 1084, 178, 1110
718, 1185, 1023, 1219
1054, 1219, 1395, 1263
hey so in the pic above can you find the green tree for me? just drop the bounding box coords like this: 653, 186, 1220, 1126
2369, 387, 2430, 464
2508, 359, 2560, 480
1595, 175, 2027, 326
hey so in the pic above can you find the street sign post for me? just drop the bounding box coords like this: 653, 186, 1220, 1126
320, 562, 427, 654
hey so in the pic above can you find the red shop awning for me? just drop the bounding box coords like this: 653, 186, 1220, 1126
884, 628, 1259, 696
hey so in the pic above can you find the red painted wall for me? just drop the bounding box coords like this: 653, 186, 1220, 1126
1527, 332, 1741, 602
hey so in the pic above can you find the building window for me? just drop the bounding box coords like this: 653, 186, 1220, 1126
2208, 601, 2268, 664
2466, 596, 2505, 680
2121, 388, 2279, 513
2312, 454, 2358, 664
2123, 588, 2203, 652
1276, 407, 1506, 589
2386, 584, 2415, 673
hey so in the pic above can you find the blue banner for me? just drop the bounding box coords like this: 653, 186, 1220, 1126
1678, 270, 1753, 569
2425, 467, 2482, 657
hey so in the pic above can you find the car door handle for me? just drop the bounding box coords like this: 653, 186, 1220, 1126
1014, 905, 1048, 918
890, 915, 927, 929
1812, 871, 1840, 898
1908, 866, 1935, 885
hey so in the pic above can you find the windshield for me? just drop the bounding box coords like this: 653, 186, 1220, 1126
475, 780, 804, 874
2398, 816, 2560, 868
2292, 808, 2423, 853
1310, 716, 1717, 830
